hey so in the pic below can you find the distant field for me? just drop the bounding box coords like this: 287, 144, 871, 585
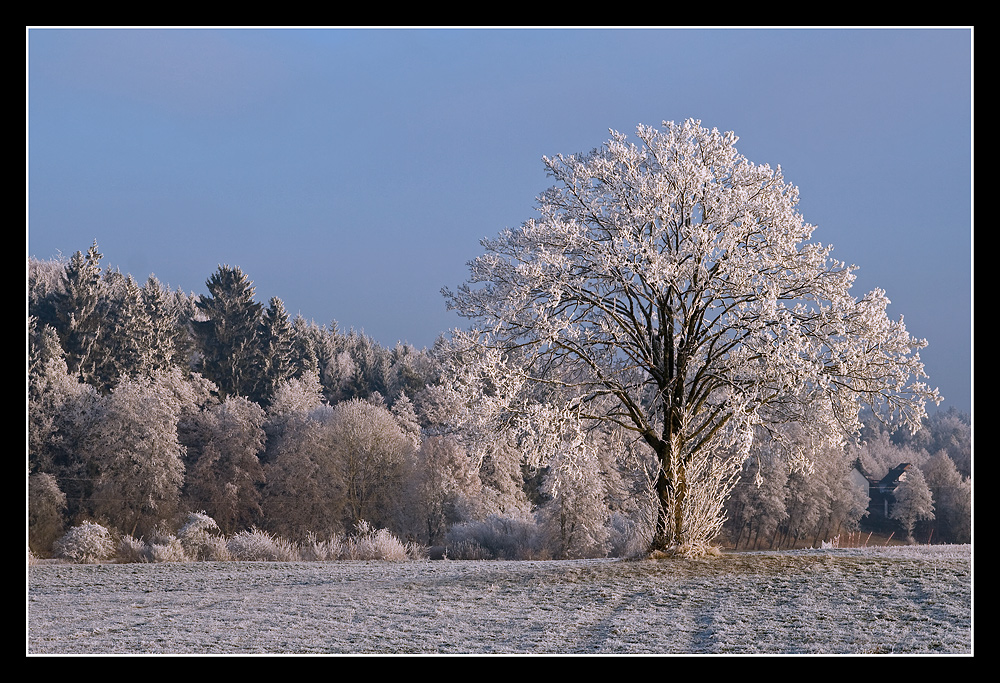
27, 545, 972, 655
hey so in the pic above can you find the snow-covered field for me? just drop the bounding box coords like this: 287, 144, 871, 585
28, 545, 972, 655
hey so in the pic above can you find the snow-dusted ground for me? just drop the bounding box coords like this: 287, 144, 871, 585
27, 545, 972, 655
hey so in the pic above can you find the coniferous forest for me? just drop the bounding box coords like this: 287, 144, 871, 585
27, 242, 971, 563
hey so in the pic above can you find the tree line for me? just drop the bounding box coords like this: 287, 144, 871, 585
725, 408, 971, 549
27, 241, 970, 560
28, 243, 640, 559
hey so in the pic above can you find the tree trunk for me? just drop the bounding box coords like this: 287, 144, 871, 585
651, 440, 687, 552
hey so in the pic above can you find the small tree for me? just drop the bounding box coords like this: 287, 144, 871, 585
537, 423, 612, 559
404, 435, 482, 545
325, 398, 415, 534
890, 467, 935, 542
28, 472, 67, 555
922, 450, 971, 543
263, 398, 414, 539
445, 119, 940, 554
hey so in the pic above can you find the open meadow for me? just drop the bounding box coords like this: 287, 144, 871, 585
27, 544, 971, 655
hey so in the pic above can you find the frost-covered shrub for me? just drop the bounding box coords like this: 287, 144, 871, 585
195, 535, 232, 561
117, 534, 152, 563
53, 522, 115, 564
227, 527, 300, 562
300, 532, 340, 561
441, 539, 492, 560
149, 537, 189, 563
300, 522, 424, 561
178, 512, 230, 560
606, 512, 649, 559
178, 511, 220, 538
445, 515, 548, 560
341, 520, 420, 561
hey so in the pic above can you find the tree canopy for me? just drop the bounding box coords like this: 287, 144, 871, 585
445, 119, 941, 554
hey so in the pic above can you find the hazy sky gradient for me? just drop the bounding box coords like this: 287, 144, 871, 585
27, 27, 973, 413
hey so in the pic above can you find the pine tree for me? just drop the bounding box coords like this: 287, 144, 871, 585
195, 265, 264, 399
142, 275, 182, 374
289, 315, 322, 379
55, 241, 103, 383
257, 297, 296, 405
90, 271, 152, 390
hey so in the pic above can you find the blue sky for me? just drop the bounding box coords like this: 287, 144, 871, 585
26, 27, 972, 413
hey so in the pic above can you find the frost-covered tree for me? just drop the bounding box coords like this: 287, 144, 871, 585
897, 408, 972, 479
195, 265, 264, 400
445, 119, 940, 554
414, 336, 536, 517
404, 435, 483, 545
261, 407, 339, 539
141, 275, 184, 374
726, 443, 789, 550
53, 241, 104, 383
257, 297, 296, 405
268, 370, 327, 418
28, 472, 68, 555
80, 373, 188, 537
183, 395, 267, 534
921, 450, 970, 543
89, 271, 154, 390
28, 325, 102, 522
890, 466, 935, 542
28, 255, 69, 331
388, 342, 439, 402
326, 398, 415, 533
263, 398, 414, 539
536, 414, 613, 559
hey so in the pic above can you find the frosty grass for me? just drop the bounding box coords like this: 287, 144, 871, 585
28, 544, 971, 655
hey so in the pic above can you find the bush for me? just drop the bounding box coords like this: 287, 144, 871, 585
444, 515, 548, 560
341, 520, 422, 561
300, 522, 425, 561
117, 534, 152, 563
178, 512, 230, 561
149, 537, 190, 563
299, 532, 340, 561
227, 527, 300, 562
53, 522, 115, 564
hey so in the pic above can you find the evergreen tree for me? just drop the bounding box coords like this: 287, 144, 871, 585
257, 297, 296, 405
195, 265, 264, 400
141, 275, 182, 374
54, 241, 104, 383
28, 256, 68, 332
289, 315, 322, 378
90, 271, 153, 390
